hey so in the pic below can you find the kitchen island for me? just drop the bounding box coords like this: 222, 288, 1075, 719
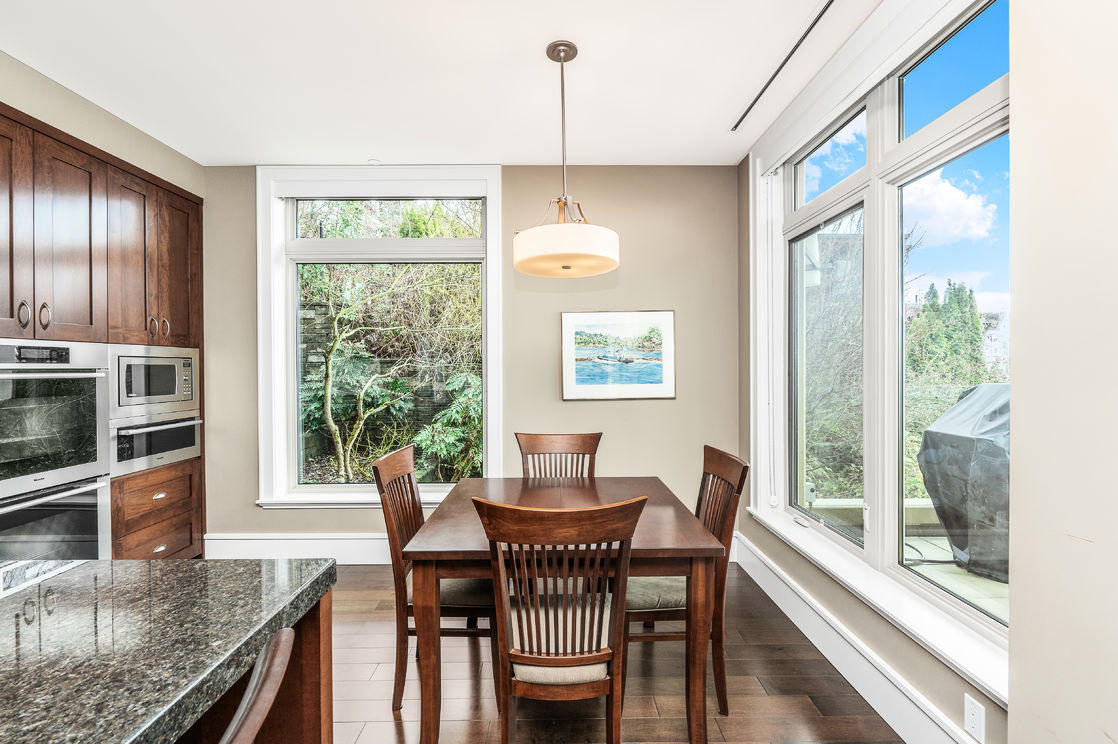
0, 558, 336, 743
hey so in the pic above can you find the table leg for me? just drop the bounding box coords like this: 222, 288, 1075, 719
413, 561, 442, 744
685, 558, 715, 744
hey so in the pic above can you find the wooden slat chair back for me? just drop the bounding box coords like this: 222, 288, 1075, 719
372, 446, 498, 712
624, 445, 749, 716
515, 432, 602, 478
217, 628, 295, 744
473, 496, 646, 744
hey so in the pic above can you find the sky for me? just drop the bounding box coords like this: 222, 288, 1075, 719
802, 0, 1009, 314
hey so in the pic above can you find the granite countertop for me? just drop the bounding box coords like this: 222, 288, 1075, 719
0, 558, 336, 743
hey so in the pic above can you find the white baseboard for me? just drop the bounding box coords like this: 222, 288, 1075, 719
204, 532, 390, 565
733, 530, 973, 744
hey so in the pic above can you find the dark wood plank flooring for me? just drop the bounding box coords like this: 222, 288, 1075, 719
331, 564, 902, 743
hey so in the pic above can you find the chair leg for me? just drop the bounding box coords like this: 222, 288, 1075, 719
606, 673, 624, 744
712, 590, 729, 716
490, 626, 502, 714
466, 615, 478, 629
642, 619, 656, 630
621, 621, 630, 699
392, 606, 410, 710
499, 693, 517, 744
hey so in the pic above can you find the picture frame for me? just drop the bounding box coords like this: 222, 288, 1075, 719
561, 310, 676, 400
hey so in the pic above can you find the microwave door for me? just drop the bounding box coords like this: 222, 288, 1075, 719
120, 358, 181, 404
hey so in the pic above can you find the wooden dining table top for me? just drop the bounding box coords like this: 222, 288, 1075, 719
402, 476, 725, 561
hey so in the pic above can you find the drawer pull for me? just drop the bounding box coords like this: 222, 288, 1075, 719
152, 492, 167, 501
152, 544, 167, 554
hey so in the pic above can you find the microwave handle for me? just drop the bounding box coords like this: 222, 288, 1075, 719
0, 481, 108, 517
118, 419, 203, 436
0, 372, 107, 380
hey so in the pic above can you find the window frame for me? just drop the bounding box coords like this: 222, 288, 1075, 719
746, 0, 1010, 707
256, 166, 502, 508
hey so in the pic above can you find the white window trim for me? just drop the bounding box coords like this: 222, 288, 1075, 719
255, 165, 502, 508
747, 0, 1009, 707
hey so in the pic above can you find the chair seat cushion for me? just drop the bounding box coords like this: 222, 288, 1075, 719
406, 575, 495, 607
625, 576, 687, 611
508, 596, 611, 686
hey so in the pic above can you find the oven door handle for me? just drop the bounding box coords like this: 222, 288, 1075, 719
117, 419, 203, 436
0, 372, 107, 380
0, 481, 108, 517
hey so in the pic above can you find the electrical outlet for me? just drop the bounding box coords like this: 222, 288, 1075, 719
964, 693, 986, 743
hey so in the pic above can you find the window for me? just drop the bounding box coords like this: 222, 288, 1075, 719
901, 135, 1009, 622
900, 0, 1008, 138
795, 110, 867, 205
790, 208, 865, 543
296, 261, 483, 486
755, 0, 1010, 649
256, 168, 501, 507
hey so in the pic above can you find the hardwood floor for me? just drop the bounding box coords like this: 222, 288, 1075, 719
331, 565, 903, 743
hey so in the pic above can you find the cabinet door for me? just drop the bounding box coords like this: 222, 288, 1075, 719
107, 167, 159, 344
32, 133, 108, 342
0, 115, 34, 338
156, 189, 201, 348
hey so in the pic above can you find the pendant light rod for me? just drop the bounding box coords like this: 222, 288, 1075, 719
560, 49, 567, 199
546, 41, 578, 201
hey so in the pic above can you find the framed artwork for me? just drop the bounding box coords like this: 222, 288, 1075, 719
561, 311, 676, 400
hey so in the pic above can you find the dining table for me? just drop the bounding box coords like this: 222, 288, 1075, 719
401, 475, 725, 744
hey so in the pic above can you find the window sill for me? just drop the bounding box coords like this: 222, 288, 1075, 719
746, 505, 1008, 708
257, 483, 451, 510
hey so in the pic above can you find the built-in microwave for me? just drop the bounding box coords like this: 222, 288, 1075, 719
109, 344, 198, 419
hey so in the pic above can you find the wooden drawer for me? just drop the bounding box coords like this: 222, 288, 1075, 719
111, 459, 200, 538
113, 510, 197, 559
111, 458, 202, 559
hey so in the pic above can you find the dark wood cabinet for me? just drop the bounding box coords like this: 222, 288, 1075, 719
0, 115, 35, 339
108, 173, 201, 348
32, 133, 108, 342
111, 458, 203, 559
107, 166, 160, 344
156, 189, 202, 348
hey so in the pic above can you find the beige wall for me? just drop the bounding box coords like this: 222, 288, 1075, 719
201, 165, 739, 533
1008, 1, 1118, 741
0, 51, 205, 197
501, 166, 740, 502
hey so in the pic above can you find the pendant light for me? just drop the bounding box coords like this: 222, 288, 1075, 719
513, 41, 619, 278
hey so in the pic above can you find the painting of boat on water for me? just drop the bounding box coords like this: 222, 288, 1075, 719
561, 311, 675, 400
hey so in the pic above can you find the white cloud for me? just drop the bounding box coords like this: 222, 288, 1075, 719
903, 169, 997, 247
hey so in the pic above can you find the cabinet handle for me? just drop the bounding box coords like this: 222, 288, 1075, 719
17, 300, 31, 329
148, 316, 158, 337
152, 544, 167, 554
161, 317, 170, 339
152, 492, 167, 501
38, 302, 52, 330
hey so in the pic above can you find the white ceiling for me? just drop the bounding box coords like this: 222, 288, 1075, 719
0, 0, 880, 166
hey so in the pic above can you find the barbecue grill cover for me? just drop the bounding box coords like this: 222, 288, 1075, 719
917, 383, 1010, 582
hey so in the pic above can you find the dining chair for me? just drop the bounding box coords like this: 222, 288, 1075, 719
472, 495, 647, 744
623, 445, 749, 716
373, 445, 499, 711
515, 432, 603, 478
217, 627, 295, 744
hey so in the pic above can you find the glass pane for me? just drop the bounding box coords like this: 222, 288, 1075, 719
796, 110, 867, 206
791, 207, 865, 543
296, 262, 483, 485
296, 199, 483, 239
901, 135, 1009, 624
0, 375, 99, 483
901, 0, 1008, 138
